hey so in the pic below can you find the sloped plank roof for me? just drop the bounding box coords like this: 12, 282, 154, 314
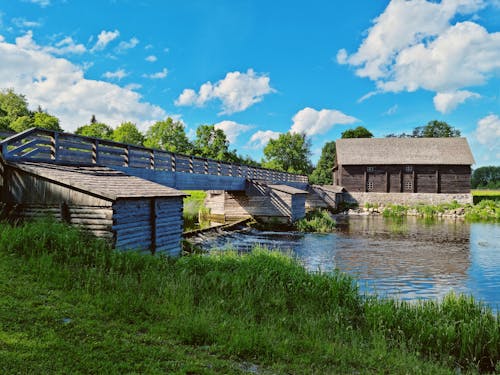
267, 184, 308, 194
336, 137, 475, 165
9, 161, 186, 200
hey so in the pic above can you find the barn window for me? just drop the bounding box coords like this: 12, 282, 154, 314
404, 165, 413, 173
405, 181, 413, 191
367, 181, 374, 191
367, 166, 375, 172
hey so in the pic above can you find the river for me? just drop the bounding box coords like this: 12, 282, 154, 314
195, 216, 500, 311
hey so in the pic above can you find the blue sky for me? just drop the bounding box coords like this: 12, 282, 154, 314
0, 0, 499, 166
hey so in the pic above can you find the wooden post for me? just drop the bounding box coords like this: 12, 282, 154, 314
436, 169, 440, 193
413, 170, 416, 193
189, 156, 194, 173
50, 132, 59, 161
399, 169, 403, 192
228, 163, 233, 176
150, 199, 156, 254
171, 154, 176, 172
92, 140, 99, 164
238, 165, 242, 177
124, 146, 130, 167
60, 201, 70, 223
149, 150, 155, 169
364, 171, 368, 192
385, 171, 389, 192
204, 159, 209, 174
217, 161, 221, 176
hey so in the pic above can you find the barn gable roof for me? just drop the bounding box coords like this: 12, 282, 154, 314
336, 137, 475, 165
8, 161, 186, 201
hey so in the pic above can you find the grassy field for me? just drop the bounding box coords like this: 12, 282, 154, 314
1, 219, 500, 374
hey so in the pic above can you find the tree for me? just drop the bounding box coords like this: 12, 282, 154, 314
144, 118, 192, 153
341, 126, 373, 138
10, 115, 34, 133
471, 166, 500, 189
112, 122, 144, 146
193, 124, 235, 161
0, 88, 30, 130
262, 132, 312, 175
33, 111, 62, 131
75, 121, 113, 139
413, 120, 461, 137
309, 141, 336, 185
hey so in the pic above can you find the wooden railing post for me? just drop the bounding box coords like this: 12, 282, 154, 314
50, 132, 59, 160
149, 149, 155, 169
171, 154, 176, 172
189, 156, 194, 173
204, 159, 208, 174
124, 146, 130, 167
228, 163, 233, 176
238, 165, 242, 177
217, 161, 221, 175
92, 140, 98, 164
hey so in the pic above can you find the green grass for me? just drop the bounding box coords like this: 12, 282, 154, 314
295, 209, 336, 232
183, 190, 208, 231
472, 190, 500, 204
1, 219, 500, 373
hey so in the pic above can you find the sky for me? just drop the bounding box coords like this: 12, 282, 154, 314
0, 0, 499, 167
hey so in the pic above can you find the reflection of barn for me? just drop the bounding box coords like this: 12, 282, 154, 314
333, 138, 475, 205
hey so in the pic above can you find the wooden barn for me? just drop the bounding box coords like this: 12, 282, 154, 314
333, 138, 475, 194
0, 160, 186, 255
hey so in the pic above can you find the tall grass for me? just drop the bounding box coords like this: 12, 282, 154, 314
295, 209, 336, 232
183, 190, 207, 230
1, 219, 500, 373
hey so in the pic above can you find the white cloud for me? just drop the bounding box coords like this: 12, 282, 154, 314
383, 104, 399, 116
475, 114, 500, 146
142, 68, 168, 79
247, 130, 281, 149
339, 0, 499, 112
145, 55, 157, 62
290, 107, 358, 136
116, 37, 139, 52
433, 90, 480, 113
175, 69, 275, 115
91, 30, 119, 52
25, 0, 50, 7
125, 83, 142, 90
103, 69, 128, 80
0, 35, 167, 132
214, 120, 252, 144
15, 31, 86, 55
12, 17, 42, 28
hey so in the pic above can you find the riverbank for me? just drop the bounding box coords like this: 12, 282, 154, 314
1, 219, 499, 373
346, 199, 500, 222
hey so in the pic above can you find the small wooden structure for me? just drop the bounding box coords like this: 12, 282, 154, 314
0, 160, 186, 255
334, 138, 474, 194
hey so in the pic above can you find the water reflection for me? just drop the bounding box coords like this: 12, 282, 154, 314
196, 216, 500, 310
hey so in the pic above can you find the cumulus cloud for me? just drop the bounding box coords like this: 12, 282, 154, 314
116, 37, 139, 52
12, 17, 42, 28
142, 68, 168, 79
247, 130, 281, 149
145, 55, 157, 62
16, 31, 86, 55
0, 35, 167, 132
339, 0, 499, 112
102, 69, 128, 80
175, 69, 275, 115
433, 90, 480, 113
475, 114, 500, 146
25, 0, 50, 7
91, 30, 119, 52
290, 107, 358, 136
214, 120, 252, 144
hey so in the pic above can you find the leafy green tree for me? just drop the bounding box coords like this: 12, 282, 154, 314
262, 132, 312, 175
341, 126, 373, 138
144, 118, 192, 153
75, 118, 113, 139
193, 124, 235, 161
309, 141, 336, 185
33, 111, 62, 131
0, 88, 30, 130
413, 120, 461, 137
10, 115, 34, 133
471, 166, 500, 189
112, 122, 144, 146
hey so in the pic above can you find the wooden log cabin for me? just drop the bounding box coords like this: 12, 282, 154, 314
0, 160, 186, 255
333, 138, 475, 194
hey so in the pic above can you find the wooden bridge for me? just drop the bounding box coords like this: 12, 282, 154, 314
0, 128, 342, 256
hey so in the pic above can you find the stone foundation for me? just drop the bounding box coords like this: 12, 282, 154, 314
343, 192, 473, 206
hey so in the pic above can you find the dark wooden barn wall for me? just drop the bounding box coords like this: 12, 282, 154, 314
338, 165, 470, 194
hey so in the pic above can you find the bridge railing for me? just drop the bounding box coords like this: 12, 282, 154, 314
0, 127, 308, 183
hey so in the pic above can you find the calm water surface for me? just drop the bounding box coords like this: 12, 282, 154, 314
196, 216, 500, 310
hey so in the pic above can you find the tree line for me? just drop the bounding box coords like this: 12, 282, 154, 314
3, 88, 491, 187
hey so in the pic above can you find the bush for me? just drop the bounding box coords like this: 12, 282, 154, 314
295, 209, 336, 232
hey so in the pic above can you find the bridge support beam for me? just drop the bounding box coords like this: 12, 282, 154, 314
204, 180, 308, 223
